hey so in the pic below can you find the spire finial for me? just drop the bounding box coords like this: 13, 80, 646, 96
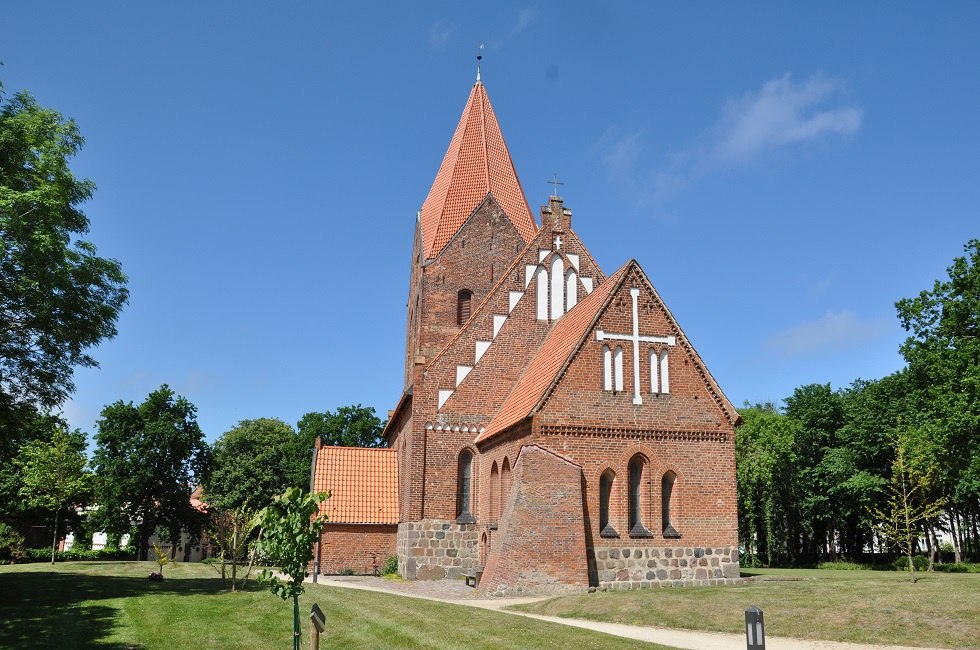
548, 172, 564, 198
476, 42, 484, 83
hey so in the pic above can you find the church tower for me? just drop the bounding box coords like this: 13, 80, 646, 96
403, 75, 538, 388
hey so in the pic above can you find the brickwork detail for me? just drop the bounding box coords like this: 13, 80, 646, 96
314, 524, 397, 576
479, 445, 590, 596
593, 545, 741, 588
396, 519, 480, 580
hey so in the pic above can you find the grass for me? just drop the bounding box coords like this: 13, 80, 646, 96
0, 561, 672, 649
513, 567, 980, 649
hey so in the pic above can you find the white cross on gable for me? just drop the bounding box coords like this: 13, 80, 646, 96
554, 234, 562, 250
596, 288, 676, 405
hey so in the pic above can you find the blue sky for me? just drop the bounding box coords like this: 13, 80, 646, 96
3, 2, 978, 443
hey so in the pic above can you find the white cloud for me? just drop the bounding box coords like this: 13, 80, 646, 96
764, 310, 888, 358
428, 20, 456, 49
511, 8, 536, 36
596, 73, 862, 210
710, 73, 862, 165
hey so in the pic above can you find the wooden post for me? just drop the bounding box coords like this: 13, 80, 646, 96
310, 603, 325, 650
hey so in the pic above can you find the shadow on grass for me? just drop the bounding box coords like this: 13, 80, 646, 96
0, 568, 233, 649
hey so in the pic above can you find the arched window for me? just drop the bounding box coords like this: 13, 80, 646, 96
614, 346, 624, 392
659, 350, 670, 394
550, 255, 565, 319
536, 266, 549, 320
457, 290, 473, 326
489, 461, 500, 524
602, 345, 612, 391
565, 268, 578, 311
662, 471, 680, 538
456, 450, 475, 524
628, 455, 652, 537
500, 457, 511, 519
599, 469, 618, 537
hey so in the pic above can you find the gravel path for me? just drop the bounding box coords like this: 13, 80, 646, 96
310, 575, 945, 650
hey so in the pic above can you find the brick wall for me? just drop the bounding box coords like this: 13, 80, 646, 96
479, 445, 590, 596
314, 524, 397, 575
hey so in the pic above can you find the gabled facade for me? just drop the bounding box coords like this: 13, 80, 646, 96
356, 74, 739, 594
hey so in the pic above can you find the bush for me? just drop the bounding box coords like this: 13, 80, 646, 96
934, 562, 980, 574
0, 523, 26, 564
380, 555, 398, 576
339, 567, 355, 576
818, 561, 869, 571
18, 547, 136, 563
893, 555, 929, 572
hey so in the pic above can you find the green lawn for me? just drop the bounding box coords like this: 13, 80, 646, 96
0, 561, 670, 649
514, 567, 980, 649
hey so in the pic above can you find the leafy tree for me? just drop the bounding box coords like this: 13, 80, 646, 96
257, 487, 327, 650
0, 80, 128, 424
872, 427, 946, 582
13, 427, 89, 563
896, 239, 980, 561
735, 405, 800, 566
207, 505, 261, 591
92, 385, 211, 560
205, 418, 309, 511
297, 404, 386, 450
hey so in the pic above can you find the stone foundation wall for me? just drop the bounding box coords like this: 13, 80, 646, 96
594, 545, 741, 589
397, 519, 479, 580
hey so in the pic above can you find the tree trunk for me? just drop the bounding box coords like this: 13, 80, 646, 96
292, 593, 301, 650
950, 510, 962, 563
50, 508, 60, 565
926, 524, 937, 572
907, 550, 916, 583
231, 520, 238, 592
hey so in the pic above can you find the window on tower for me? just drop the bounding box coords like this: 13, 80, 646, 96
457, 289, 473, 326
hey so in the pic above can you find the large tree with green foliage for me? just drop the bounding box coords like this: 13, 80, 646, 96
92, 385, 211, 560
297, 404, 386, 450
206, 418, 310, 511
0, 80, 128, 428
896, 239, 980, 561
14, 427, 90, 563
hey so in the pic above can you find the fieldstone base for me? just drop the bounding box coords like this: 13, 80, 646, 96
594, 545, 742, 589
397, 519, 479, 580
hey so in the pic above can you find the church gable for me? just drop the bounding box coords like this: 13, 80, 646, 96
424, 199, 605, 422
538, 262, 738, 433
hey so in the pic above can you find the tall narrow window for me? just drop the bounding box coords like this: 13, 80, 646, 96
602, 345, 612, 391
662, 471, 680, 538
500, 457, 512, 519
599, 469, 618, 537
457, 290, 473, 326
628, 455, 652, 537
456, 450, 475, 524
536, 266, 549, 320
614, 346, 624, 392
489, 461, 500, 523
659, 350, 670, 394
649, 348, 659, 394
550, 256, 565, 319
565, 268, 578, 311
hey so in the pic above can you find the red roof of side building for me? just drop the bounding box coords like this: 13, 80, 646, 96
419, 81, 537, 259
311, 445, 398, 525
478, 262, 632, 442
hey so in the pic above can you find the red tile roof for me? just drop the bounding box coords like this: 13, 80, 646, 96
311, 445, 398, 524
419, 82, 537, 259
477, 262, 633, 442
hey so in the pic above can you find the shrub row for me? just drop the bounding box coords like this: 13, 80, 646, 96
19, 547, 137, 563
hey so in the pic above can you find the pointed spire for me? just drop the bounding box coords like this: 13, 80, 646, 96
418, 79, 538, 259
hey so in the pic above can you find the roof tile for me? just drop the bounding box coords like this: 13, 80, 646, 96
311, 446, 398, 524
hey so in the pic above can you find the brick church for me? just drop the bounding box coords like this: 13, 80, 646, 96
311, 69, 741, 595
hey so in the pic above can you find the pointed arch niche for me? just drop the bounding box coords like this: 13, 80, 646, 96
662, 470, 681, 538
456, 449, 475, 524
628, 454, 653, 538
599, 469, 618, 538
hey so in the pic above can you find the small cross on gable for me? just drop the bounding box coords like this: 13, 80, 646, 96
596, 288, 675, 405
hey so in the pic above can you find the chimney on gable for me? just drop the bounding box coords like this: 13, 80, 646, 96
541, 195, 572, 232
